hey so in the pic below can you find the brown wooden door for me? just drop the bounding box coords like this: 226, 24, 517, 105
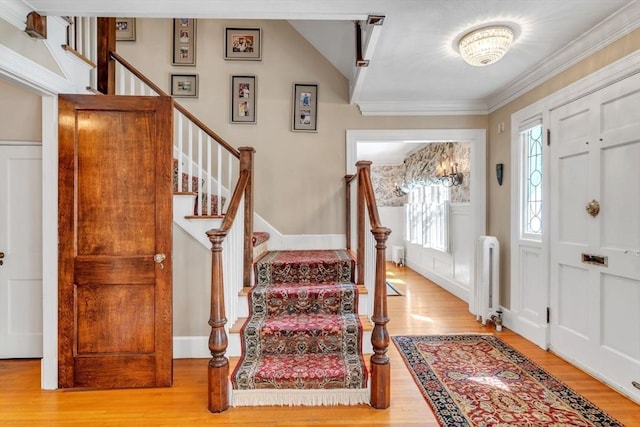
58, 94, 173, 389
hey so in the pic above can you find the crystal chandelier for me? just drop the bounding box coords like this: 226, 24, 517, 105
459, 25, 514, 66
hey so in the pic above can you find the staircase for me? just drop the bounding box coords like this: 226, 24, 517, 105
231, 249, 369, 406
100, 34, 390, 413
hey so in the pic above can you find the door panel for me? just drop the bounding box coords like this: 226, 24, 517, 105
0, 146, 42, 358
550, 74, 640, 403
558, 153, 589, 244
58, 94, 173, 389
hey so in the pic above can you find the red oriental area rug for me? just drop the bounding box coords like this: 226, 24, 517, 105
392, 335, 623, 427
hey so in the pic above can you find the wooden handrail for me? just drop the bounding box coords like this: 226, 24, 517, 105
348, 160, 391, 409
108, 50, 240, 159
218, 170, 249, 232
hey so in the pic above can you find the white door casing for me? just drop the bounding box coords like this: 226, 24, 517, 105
0, 145, 43, 358
549, 73, 640, 403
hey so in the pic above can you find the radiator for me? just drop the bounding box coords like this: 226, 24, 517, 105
475, 236, 500, 327
392, 246, 405, 266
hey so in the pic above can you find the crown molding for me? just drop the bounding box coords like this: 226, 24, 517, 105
357, 100, 488, 116
486, 0, 640, 113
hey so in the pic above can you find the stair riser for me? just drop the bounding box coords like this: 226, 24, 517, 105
237, 292, 368, 318
245, 315, 362, 355
227, 330, 372, 358
255, 252, 355, 285
254, 284, 357, 316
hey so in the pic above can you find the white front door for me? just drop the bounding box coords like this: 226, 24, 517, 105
0, 145, 43, 358
549, 73, 640, 403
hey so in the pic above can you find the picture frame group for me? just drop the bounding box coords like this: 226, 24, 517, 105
170, 74, 198, 98
115, 18, 136, 41
231, 75, 257, 124
173, 18, 197, 66
292, 83, 318, 132
225, 27, 262, 61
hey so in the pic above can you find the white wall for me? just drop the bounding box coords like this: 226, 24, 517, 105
378, 206, 404, 261
405, 203, 472, 302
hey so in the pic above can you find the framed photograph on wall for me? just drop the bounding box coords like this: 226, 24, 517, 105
172, 18, 196, 66
115, 18, 136, 41
170, 74, 198, 98
231, 75, 256, 124
292, 83, 318, 132
224, 27, 261, 61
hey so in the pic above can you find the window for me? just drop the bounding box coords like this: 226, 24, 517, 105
406, 184, 450, 252
520, 124, 543, 239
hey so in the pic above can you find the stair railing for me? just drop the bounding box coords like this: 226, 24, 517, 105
345, 160, 391, 409
206, 147, 253, 413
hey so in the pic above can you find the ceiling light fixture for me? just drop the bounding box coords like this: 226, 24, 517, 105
458, 25, 514, 67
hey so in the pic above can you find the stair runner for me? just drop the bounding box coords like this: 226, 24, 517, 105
231, 250, 369, 406
173, 159, 225, 215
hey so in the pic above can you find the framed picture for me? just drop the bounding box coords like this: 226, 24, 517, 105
231, 75, 256, 124
170, 74, 198, 98
115, 18, 136, 41
292, 83, 318, 132
173, 18, 196, 66
224, 27, 261, 61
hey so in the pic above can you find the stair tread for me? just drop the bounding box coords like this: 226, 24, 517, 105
184, 215, 224, 219
230, 315, 373, 333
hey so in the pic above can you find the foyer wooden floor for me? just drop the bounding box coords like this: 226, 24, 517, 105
1, 263, 638, 426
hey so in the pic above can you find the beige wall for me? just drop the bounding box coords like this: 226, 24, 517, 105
487, 28, 640, 307
117, 18, 487, 235
0, 78, 42, 141
0, 18, 63, 78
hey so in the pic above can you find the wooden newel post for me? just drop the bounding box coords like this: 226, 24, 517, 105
206, 229, 229, 413
370, 226, 391, 409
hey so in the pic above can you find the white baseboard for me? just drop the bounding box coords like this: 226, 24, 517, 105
406, 260, 470, 303
254, 213, 345, 250
173, 335, 242, 359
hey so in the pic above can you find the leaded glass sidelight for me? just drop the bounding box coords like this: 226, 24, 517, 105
522, 125, 543, 237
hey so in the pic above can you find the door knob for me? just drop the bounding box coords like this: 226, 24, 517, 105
154, 253, 166, 270
0, 251, 3, 266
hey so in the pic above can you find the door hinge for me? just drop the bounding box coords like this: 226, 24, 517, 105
547, 129, 551, 146
546, 307, 550, 324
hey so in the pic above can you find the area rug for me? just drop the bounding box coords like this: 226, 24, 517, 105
392, 334, 623, 427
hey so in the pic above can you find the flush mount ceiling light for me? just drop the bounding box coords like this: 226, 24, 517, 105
458, 25, 514, 66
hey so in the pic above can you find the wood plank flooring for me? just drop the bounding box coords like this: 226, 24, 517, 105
1, 263, 638, 426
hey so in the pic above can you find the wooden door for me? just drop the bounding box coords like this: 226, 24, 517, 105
58, 94, 173, 389
549, 74, 640, 402
0, 145, 42, 358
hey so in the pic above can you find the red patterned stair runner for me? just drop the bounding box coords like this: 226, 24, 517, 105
231, 250, 369, 406
173, 158, 225, 215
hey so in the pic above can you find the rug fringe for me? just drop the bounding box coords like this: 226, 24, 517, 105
232, 388, 370, 407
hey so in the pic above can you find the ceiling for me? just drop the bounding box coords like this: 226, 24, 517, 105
22, 0, 640, 162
